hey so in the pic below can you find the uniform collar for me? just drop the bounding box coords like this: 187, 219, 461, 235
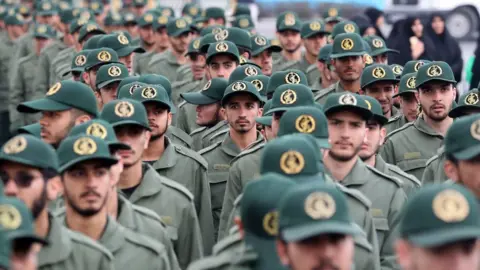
117, 193, 137, 231
391, 106, 401, 118
38, 213, 72, 266
413, 116, 444, 138
166, 49, 179, 65
129, 163, 164, 203
340, 158, 369, 186
374, 155, 388, 173
98, 216, 125, 253
221, 133, 241, 157
151, 136, 177, 170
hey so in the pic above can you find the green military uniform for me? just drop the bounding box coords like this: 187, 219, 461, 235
385, 72, 418, 134
50, 47, 76, 82
401, 60, 431, 77
324, 93, 407, 269
310, 44, 333, 90
265, 69, 308, 98
0, 226, 10, 270
421, 147, 447, 185
34, 40, 67, 95
380, 61, 457, 180
133, 12, 160, 75
231, 15, 255, 32
171, 37, 202, 104
272, 12, 303, 72
227, 64, 263, 84
97, 32, 145, 70
314, 33, 366, 105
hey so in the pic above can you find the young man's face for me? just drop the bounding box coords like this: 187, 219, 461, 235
364, 82, 395, 116
445, 155, 480, 199
83, 66, 100, 91
144, 102, 171, 141
119, 53, 134, 74
39, 110, 76, 146
373, 53, 388, 64
154, 28, 169, 50
417, 81, 456, 122
277, 30, 302, 53
207, 55, 238, 79
196, 102, 221, 127
114, 125, 150, 167
224, 94, 262, 134
97, 82, 120, 107
359, 120, 386, 161
327, 110, 367, 162
304, 33, 327, 57
400, 93, 419, 122
188, 53, 206, 80
169, 32, 192, 54
252, 50, 273, 76
34, 37, 51, 55
139, 25, 155, 46
332, 56, 365, 83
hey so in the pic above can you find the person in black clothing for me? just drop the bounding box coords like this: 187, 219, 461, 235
352, 15, 377, 37
389, 17, 438, 66
364, 7, 386, 40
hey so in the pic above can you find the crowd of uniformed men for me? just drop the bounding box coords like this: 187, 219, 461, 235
0, 0, 478, 270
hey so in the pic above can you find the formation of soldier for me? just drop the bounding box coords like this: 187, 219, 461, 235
0, 1, 479, 270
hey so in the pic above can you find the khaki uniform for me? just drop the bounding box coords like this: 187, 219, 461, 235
273, 53, 311, 74
191, 120, 229, 151
9, 53, 39, 132
384, 115, 409, 135
314, 81, 351, 105
305, 64, 321, 87
147, 50, 183, 82
133, 51, 154, 75
150, 137, 215, 253
421, 147, 448, 185
173, 64, 192, 83
374, 155, 422, 197
327, 159, 406, 270
167, 126, 193, 149
50, 47, 75, 82
33, 41, 67, 100
176, 101, 200, 134
39, 214, 115, 270
380, 116, 444, 181
12, 32, 34, 64
0, 37, 17, 142
128, 163, 204, 269
272, 54, 298, 73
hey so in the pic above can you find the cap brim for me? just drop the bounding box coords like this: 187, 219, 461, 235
255, 116, 272, 126
181, 92, 218, 105
170, 29, 191, 37
371, 48, 399, 56
325, 106, 372, 120
392, 90, 416, 98
117, 46, 145, 57
34, 34, 52, 39
97, 78, 124, 89
110, 120, 152, 131
282, 221, 362, 242
363, 78, 400, 89
221, 92, 262, 107
207, 52, 239, 64
303, 31, 330, 39
17, 98, 71, 113
108, 141, 131, 151
330, 51, 366, 59
417, 78, 457, 88
325, 17, 342, 23
447, 105, 480, 118
7, 231, 49, 246
406, 226, 480, 248
244, 232, 285, 270
451, 144, 480, 160
277, 27, 301, 32
0, 155, 55, 172
60, 156, 118, 173
252, 45, 282, 57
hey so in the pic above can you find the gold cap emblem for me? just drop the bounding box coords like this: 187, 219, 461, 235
239, 18, 249, 28
215, 42, 228, 52
202, 80, 212, 91
37, 25, 47, 34
365, 99, 372, 110
328, 8, 338, 17
114, 101, 135, 117
251, 79, 263, 91
193, 39, 200, 49
141, 87, 157, 98
214, 29, 229, 41
280, 89, 297, 105
118, 34, 129, 45
245, 66, 258, 76
392, 65, 403, 75
107, 66, 122, 77
340, 38, 354, 50
158, 16, 168, 25
284, 13, 296, 26
344, 23, 355, 33
254, 36, 267, 46
372, 38, 384, 48
75, 55, 86, 66
304, 192, 336, 219
42, 3, 51, 10
46, 82, 62, 96
73, 137, 97, 155
176, 19, 187, 28
363, 54, 373, 65
144, 14, 153, 23
372, 67, 386, 79
162, 9, 171, 17
263, 211, 278, 236
86, 123, 107, 139
414, 61, 425, 71
285, 72, 301, 84
426, 65, 443, 77
0, 204, 22, 230
232, 82, 247, 91
97, 51, 112, 62
470, 119, 480, 140
465, 92, 479, 105
339, 93, 357, 105
432, 189, 469, 223
189, 7, 198, 16
279, 150, 305, 174
3, 136, 27, 154
406, 77, 416, 89
295, 115, 316, 133
310, 21, 321, 31
86, 24, 98, 32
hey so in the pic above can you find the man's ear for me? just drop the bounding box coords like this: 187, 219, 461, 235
219, 107, 226, 120
74, 114, 92, 125
234, 216, 244, 238
46, 175, 63, 201
444, 160, 459, 182
257, 107, 263, 117
276, 239, 290, 267
82, 72, 90, 85
379, 127, 387, 145
167, 112, 173, 126
144, 130, 151, 149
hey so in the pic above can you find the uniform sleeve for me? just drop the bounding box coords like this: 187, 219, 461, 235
381, 188, 406, 270
156, 248, 174, 270
218, 161, 243, 240
176, 201, 204, 270
195, 163, 215, 255
49, 59, 60, 85
33, 53, 51, 100
154, 224, 181, 270
421, 162, 435, 185
379, 139, 396, 165
176, 105, 191, 134
363, 209, 381, 270
9, 61, 25, 132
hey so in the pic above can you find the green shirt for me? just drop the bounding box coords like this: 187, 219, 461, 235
421, 146, 448, 185
33, 41, 67, 101
374, 155, 422, 197
273, 53, 311, 74
176, 101, 200, 134
167, 126, 193, 149
0, 37, 16, 111
380, 116, 444, 181
133, 51, 154, 75
172, 76, 207, 107
147, 50, 183, 83
12, 32, 34, 63
173, 64, 193, 83
39, 214, 115, 270
191, 120, 229, 151
384, 115, 409, 135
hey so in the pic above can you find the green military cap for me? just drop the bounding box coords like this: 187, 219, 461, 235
363, 95, 388, 125
222, 81, 263, 106
244, 75, 270, 97
268, 84, 315, 114
69, 17, 91, 34
77, 22, 106, 43
323, 7, 343, 23
96, 63, 129, 89
0, 197, 48, 245
445, 113, 480, 159
401, 60, 431, 77
415, 61, 456, 88
84, 48, 119, 71
16, 4, 30, 17
266, 70, 308, 96
4, 13, 26, 25
0, 7, 8, 21
323, 92, 372, 120
364, 35, 398, 57
198, 33, 217, 54
0, 230, 10, 270
0, 134, 59, 172
191, 16, 206, 31
251, 34, 282, 57
153, 15, 171, 30
58, 1, 71, 11
104, 12, 123, 26
118, 76, 140, 90
156, 6, 175, 18
200, 25, 225, 37
276, 12, 302, 32
37, 1, 57, 16
330, 33, 365, 59
59, 8, 75, 24
279, 182, 361, 242
277, 106, 330, 149
228, 64, 263, 84
362, 39, 372, 54
393, 72, 417, 98
17, 123, 41, 138
132, 0, 147, 7
331, 21, 360, 39
117, 82, 147, 99
213, 27, 252, 51
256, 100, 273, 126
73, 7, 94, 20
138, 74, 172, 97
241, 173, 296, 270
137, 11, 156, 27
57, 134, 118, 173
400, 183, 480, 247
318, 44, 333, 62
182, 3, 201, 18
233, 3, 251, 17
205, 7, 225, 21
33, 24, 56, 39
100, 98, 151, 130
123, 12, 137, 25
361, 64, 399, 89
390, 64, 404, 79
206, 41, 240, 64
18, 81, 98, 116
98, 33, 145, 57
449, 89, 480, 118
301, 20, 329, 39
231, 15, 254, 31
83, 35, 104, 49
89, 1, 103, 15
69, 119, 130, 151
63, 50, 89, 76
181, 78, 228, 105
166, 17, 190, 37
131, 84, 173, 111
186, 37, 202, 55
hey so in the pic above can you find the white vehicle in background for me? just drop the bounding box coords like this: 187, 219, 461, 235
384, 0, 480, 40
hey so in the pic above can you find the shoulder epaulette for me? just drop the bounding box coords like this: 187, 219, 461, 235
190, 126, 207, 136
385, 121, 415, 140
387, 114, 402, 123
172, 78, 192, 89
67, 228, 114, 258
366, 165, 403, 187
306, 64, 317, 74
161, 176, 194, 201
386, 164, 422, 187
353, 229, 373, 252
335, 183, 371, 208
131, 204, 163, 224
186, 252, 232, 270
425, 154, 440, 167
178, 100, 187, 108
198, 141, 222, 155
314, 85, 335, 101
208, 128, 228, 141
168, 128, 192, 147
212, 232, 242, 255
123, 228, 167, 255
17, 54, 34, 64
230, 143, 265, 164
174, 144, 208, 169
233, 194, 243, 207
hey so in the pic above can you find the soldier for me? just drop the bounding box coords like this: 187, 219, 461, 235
9, 24, 57, 133
401, 60, 431, 77
103, 12, 123, 34
315, 33, 366, 104
380, 61, 456, 180
360, 95, 421, 196
423, 90, 480, 185
97, 32, 145, 74
199, 81, 263, 237
323, 7, 343, 31
204, 7, 226, 26
249, 34, 282, 76
152, 15, 172, 57
17, 80, 98, 147
133, 11, 157, 75
182, 3, 202, 18
147, 17, 192, 82
62, 50, 90, 82
298, 20, 330, 84
82, 48, 120, 92
122, 12, 139, 42
0, 134, 115, 269
94, 63, 129, 108
265, 69, 309, 99
323, 92, 407, 269
231, 15, 255, 34
255, 100, 274, 141
311, 44, 339, 91
272, 12, 303, 72
131, 0, 147, 17
330, 21, 360, 41
395, 184, 480, 270
181, 78, 229, 151
100, 99, 204, 268
385, 72, 418, 134
244, 74, 269, 99
364, 35, 398, 64
56, 134, 173, 269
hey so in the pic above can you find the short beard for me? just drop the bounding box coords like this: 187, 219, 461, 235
149, 119, 169, 141
359, 152, 375, 162
328, 146, 361, 162
31, 184, 48, 220
285, 43, 301, 54
65, 190, 108, 217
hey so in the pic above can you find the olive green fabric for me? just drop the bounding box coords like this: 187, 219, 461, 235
131, 84, 174, 112
167, 18, 191, 37
301, 20, 329, 38
364, 35, 398, 57
421, 147, 448, 185
330, 33, 365, 59
243, 75, 270, 98
323, 92, 372, 120
221, 81, 263, 106
390, 64, 404, 79
448, 89, 480, 118
266, 69, 308, 96
401, 60, 431, 77
415, 61, 456, 88
146, 49, 187, 83
374, 154, 422, 197
228, 64, 262, 84
100, 98, 151, 130
393, 72, 417, 98
97, 33, 145, 58
84, 48, 120, 71
250, 34, 282, 57
268, 84, 315, 114
96, 63, 129, 89
276, 12, 301, 32
331, 20, 359, 39
361, 64, 399, 89
231, 15, 254, 31
181, 78, 229, 105
77, 23, 106, 43
68, 119, 130, 151
206, 41, 240, 64
445, 114, 480, 160
363, 95, 389, 125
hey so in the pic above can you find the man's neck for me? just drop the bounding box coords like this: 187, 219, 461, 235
118, 161, 143, 189
107, 188, 119, 219
340, 80, 361, 93
324, 153, 358, 181
7, 32, 16, 41
305, 51, 317, 65
35, 208, 50, 239
143, 42, 155, 52
423, 115, 453, 136
363, 155, 376, 167
171, 49, 187, 65
230, 129, 258, 151
282, 49, 302, 61
155, 45, 167, 54
384, 109, 392, 119
65, 207, 108, 241
143, 135, 166, 161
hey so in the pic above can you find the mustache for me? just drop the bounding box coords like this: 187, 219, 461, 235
80, 190, 101, 199
312, 261, 340, 270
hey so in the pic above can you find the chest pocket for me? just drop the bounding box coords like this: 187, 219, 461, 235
373, 217, 389, 249
165, 224, 178, 242
398, 158, 428, 179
